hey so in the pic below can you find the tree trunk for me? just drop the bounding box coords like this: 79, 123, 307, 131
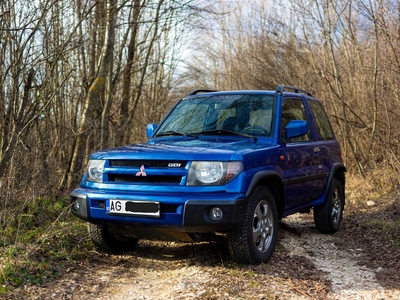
117, 0, 141, 145
122, 0, 165, 145
0, 69, 35, 180
63, 0, 117, 190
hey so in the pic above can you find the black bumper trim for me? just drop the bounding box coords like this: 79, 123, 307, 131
70, 192, 90, 221
183, 199, 248, 233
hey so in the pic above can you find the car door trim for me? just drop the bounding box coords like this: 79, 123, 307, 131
283, 172, 329, 186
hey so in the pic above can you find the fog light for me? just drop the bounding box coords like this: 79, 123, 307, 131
210, 207, 223, 221
72, 200, 80, 212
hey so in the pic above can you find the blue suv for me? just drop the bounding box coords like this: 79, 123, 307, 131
70, 86, 346, 264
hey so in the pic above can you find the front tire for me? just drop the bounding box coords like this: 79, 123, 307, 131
314, 178, 344, 233
88, 223, 139, 253
228, 186, 278, 264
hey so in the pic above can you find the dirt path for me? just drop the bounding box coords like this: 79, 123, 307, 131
96, 214, 399, 300
22, 207, 400, 300
281, 214, 400, 300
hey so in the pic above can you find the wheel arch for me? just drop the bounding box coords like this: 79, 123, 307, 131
324, 163, 346, 205
246, 171, 285, 219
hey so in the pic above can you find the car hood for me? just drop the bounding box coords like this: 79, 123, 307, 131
90, 138, 277, 161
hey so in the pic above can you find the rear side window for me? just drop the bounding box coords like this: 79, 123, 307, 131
308, 100, 335, 140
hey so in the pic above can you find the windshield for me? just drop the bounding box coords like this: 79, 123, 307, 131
156, 94, 274, 137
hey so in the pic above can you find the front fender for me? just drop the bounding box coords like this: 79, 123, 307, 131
245, 170, 283, 197
245, 170, 285, 218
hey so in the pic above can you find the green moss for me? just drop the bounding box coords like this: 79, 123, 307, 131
0, 197, 90, 292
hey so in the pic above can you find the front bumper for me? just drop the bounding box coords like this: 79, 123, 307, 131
70, 189, 247, 233
183, 199, 247, 232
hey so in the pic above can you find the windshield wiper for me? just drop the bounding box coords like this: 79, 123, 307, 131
199, 130, 258, 142
155, 130, 198, 138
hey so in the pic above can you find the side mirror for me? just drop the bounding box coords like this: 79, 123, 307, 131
285, 120, 308, 140
146, 123, 158, 138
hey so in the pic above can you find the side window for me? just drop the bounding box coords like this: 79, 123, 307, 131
308, 100, 335, 140
281, 99, 311, 141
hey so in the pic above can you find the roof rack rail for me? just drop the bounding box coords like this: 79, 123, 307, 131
276, 85, 313, 97
188, 89, 218, 96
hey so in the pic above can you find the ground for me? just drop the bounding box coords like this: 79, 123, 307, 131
15, 194, 400, 299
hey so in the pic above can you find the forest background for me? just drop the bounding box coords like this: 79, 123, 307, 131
0, 0, 399, 292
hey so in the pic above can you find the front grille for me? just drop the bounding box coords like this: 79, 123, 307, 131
109, 160, 187, 168
108, 174, 182, 184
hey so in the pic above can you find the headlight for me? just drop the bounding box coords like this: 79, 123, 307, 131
86, 160, 105, 182
187, 161, 243, 186
195, 161, 223, 183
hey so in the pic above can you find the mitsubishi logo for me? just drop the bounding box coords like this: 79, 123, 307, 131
136, 165, 147, 176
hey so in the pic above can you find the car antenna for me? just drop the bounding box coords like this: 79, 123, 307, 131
282, 66, 288, 86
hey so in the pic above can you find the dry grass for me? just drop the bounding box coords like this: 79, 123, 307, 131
345, 169, 397, 208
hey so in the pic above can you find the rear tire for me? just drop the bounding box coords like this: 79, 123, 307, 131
88, 223, 139, 253
228, 186, 278, 264
314, 178, 344, 233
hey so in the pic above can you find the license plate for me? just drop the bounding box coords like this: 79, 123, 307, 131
106, 200, 160, 217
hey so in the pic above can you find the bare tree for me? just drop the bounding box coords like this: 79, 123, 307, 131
64, 0, 117, 190
182, 0, 400, 185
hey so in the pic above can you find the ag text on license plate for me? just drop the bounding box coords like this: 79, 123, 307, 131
106, 199, 160, 217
